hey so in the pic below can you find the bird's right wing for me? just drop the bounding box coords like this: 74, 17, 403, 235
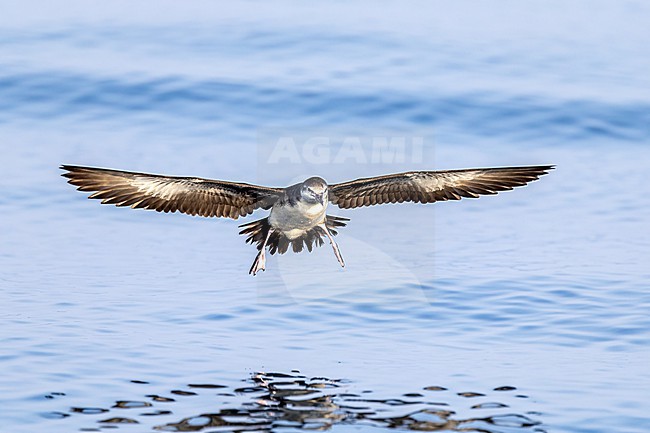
329, 165, 554, 209
61, 165, 283, 219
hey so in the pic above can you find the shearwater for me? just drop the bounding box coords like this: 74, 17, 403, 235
61, 164, 553, 275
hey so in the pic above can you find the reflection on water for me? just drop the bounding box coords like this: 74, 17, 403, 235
43, 371, 543, 432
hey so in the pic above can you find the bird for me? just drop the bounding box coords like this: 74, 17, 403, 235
61, 164, 554, 275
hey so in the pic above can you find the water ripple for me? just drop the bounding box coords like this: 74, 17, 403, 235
41, 371, 543, 432
1, 72, 649, 141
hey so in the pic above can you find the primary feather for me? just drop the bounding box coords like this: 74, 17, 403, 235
329, 165, 554, 209
61, 165, 282, 219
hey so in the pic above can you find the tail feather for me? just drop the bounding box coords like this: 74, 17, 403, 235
238, 215, 349, 255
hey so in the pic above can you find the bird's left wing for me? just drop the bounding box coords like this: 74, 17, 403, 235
61, 165, 283, 219
329, 165, 554, 209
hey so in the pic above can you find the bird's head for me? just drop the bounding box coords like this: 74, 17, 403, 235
301, 177, 328, 204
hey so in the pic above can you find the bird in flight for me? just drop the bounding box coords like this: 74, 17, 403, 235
61, 164, 553, 275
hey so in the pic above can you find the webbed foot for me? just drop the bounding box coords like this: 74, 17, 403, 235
249, 250, 267, 275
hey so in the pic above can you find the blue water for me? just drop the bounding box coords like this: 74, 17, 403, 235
1, 1, 650, 432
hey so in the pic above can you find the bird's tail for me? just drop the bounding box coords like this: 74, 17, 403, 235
238, 215, 349, 255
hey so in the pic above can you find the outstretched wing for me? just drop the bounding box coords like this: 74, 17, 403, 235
61, 165, 283, 219
329, 165, 554, 209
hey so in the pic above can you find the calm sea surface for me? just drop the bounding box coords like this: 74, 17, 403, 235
1, 2, 649, 432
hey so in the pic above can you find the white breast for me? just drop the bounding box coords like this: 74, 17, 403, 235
268, 200, 327, 239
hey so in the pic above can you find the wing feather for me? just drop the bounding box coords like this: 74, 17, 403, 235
61, 165, 283, 219
329, 165, 554, 209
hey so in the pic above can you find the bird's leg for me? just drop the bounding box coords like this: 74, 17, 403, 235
319, 224, 345, 268
249, 230, 273, 276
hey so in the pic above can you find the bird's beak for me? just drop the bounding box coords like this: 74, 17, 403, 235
317, 193, 324, 204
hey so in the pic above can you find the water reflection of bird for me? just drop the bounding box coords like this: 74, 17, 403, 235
158, 373, 345, 431
61, 164, 553, 275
